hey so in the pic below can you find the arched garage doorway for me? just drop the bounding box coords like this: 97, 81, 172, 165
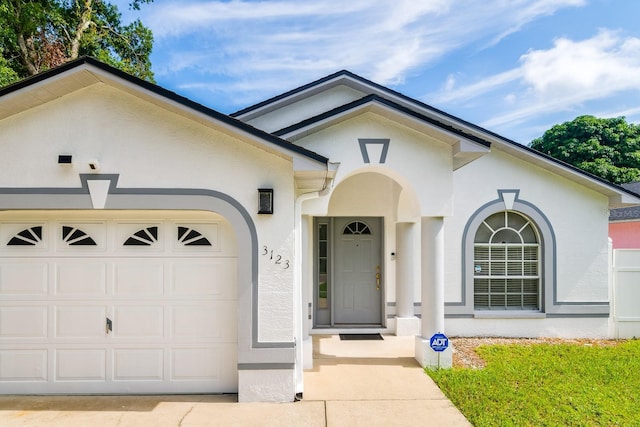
0, 174, 295, 395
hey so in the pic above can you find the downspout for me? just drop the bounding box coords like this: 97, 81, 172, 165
293, 190, 321, 397
293, 164, 335, 397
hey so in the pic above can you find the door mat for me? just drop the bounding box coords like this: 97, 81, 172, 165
339, 333, 383, 341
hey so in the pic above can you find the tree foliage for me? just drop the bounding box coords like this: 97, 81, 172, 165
530, 115, 640, 184
0, 0, 154, 85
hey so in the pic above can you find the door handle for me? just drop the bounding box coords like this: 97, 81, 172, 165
375, 273, 380, 290
106, 317, 112, 334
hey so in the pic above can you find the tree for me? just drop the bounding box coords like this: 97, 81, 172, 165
0, 0, 154, 86
0, 52, 19, 87
530, 115, 640, 184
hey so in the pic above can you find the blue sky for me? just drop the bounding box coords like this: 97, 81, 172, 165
115, 0, 640, 144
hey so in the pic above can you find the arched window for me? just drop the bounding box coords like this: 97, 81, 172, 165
473, 211, 540, 310
342, 221, 371, 235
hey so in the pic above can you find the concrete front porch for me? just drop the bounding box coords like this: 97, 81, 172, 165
303, 334, 469, 426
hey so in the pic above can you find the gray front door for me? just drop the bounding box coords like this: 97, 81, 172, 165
334, 218, 382, 324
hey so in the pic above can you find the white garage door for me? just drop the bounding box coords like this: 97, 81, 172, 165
0, 211, 238, 394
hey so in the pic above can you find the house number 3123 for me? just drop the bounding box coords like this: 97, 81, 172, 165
262, 245, 290, 269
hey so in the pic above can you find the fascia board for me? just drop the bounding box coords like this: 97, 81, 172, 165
0, 66, 101, 120
276, 97, 489, 153
231, 72, 365, 120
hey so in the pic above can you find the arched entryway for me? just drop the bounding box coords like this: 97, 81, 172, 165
309, 169, 421, 329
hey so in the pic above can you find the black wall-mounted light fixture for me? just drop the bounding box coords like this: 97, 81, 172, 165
258, 188, 274, 214
58, 154, 72, 164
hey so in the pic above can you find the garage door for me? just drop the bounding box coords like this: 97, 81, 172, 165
0, 211, 238, 394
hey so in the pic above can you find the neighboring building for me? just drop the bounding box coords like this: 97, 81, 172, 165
1, 58, 638, 401
610, 182, 640, 249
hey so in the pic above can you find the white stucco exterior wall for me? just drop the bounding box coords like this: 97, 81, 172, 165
0, 83, 298, 344
299, 112, 453, 218
296, 111, 456, 331
243, 85, 367, 133
449, 150, 610, 303
445, 149, 611, 337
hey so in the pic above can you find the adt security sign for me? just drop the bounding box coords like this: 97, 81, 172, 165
429, 333, 449, 352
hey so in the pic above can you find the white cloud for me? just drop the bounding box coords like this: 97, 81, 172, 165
108, 0, 639, 144
520, 30, 640, 99
504, 93, 517, 104
148, 0, 449, 38
432, 68, 523, 103
145, 0, 586, 99
431, 30, 640, 129
148, 0, 455, 83
485, 0, 586, 46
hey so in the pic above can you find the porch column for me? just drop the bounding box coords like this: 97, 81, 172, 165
415, 216, 452, 368
395, 222, 420, 335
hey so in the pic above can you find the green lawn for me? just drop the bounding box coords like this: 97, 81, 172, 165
427, 340, 640, 426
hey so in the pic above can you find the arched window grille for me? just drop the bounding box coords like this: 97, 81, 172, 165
473, 211, 540, 310
342, 221, 371, 235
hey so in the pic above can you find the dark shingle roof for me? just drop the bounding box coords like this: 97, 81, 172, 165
232, 69, 640, 206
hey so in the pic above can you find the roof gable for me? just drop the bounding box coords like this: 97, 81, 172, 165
234, 69, 640, 208
273, 94, 491, 170
0, 57, 328, 168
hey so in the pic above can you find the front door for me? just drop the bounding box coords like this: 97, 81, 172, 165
333, 217, 382, 324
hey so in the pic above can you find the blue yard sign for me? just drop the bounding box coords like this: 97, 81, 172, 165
429, 333, 449, 352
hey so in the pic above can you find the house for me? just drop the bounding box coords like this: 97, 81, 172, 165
610, 182, 640, 249
1, 58, 638, 402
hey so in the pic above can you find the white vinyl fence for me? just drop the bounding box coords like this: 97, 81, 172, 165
612, 249, 640, 338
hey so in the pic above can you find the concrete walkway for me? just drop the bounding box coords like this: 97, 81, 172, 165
0, 335, 470, 426
304, 335, 470, 427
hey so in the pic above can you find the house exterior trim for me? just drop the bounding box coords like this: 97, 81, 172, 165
0, 174, 295, 367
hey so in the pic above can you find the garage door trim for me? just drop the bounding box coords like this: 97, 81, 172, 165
0, 173, 295, 368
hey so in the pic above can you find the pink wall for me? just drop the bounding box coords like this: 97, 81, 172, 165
610, 222, 640, 249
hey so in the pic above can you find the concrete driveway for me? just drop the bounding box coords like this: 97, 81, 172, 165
0, 335, 470, 426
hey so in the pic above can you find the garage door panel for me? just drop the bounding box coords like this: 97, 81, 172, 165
172, 259, 237, 299
171, 347, 222, 380
114, 349, 163, 381
56, 263, 106, 296
0, 213, 238, 395
0, 306, 47, 338
171, 303, 235, 340
56, 306, 106, 338
114, 262, 164, 296
0, 263, 47, 296
0, 349, 47, 381
56, 349, 106, 381
114, 306, 163, 337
